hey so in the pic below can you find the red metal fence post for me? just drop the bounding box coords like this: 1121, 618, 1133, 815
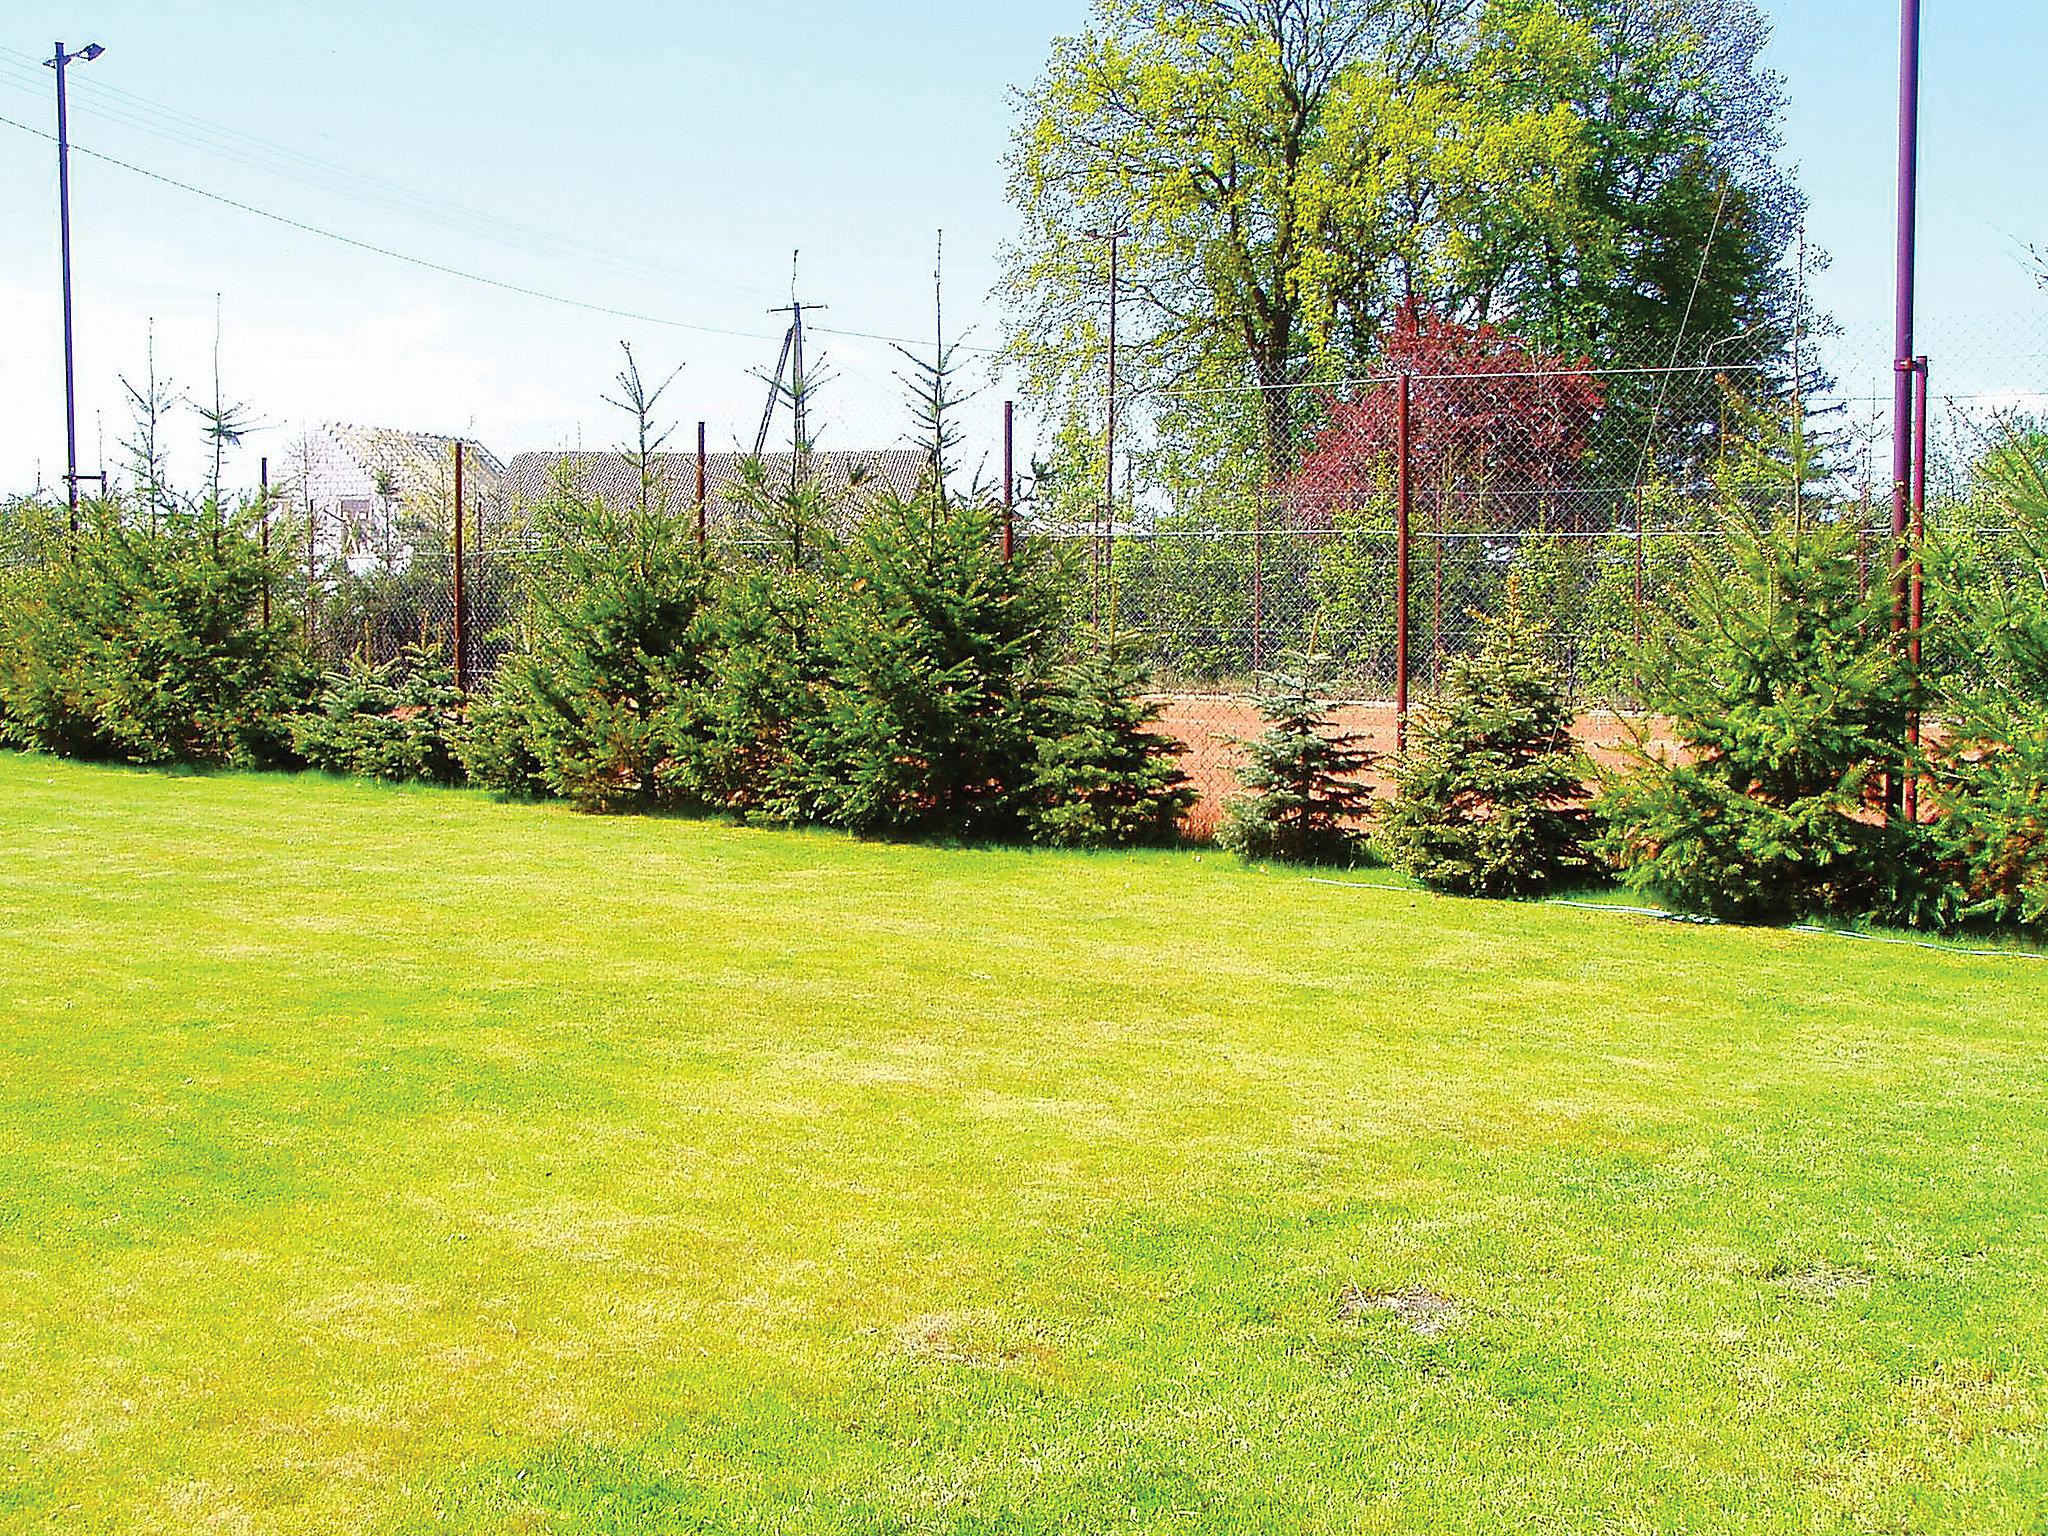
696, 420, 708, 548
452, 439, 467, 694
1906, 355, 1929, 822
1002, 399, 1015, 561
1395, 372, 1412, 754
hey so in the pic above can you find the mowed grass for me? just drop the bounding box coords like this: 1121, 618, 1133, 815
1, 754, 2045, 1534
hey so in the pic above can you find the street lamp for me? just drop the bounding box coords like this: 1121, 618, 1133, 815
44, 40, 107, 526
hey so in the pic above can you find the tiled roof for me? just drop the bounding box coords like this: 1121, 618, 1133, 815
505, 448, 928, 528
322, 424, 508, 504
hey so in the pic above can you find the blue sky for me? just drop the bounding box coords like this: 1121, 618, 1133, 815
0, 0, 2042, 494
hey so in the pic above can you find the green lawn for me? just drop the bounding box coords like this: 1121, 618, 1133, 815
1, 753, 2044, 1534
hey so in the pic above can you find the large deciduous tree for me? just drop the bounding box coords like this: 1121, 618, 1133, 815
1004, 0, 1804, 481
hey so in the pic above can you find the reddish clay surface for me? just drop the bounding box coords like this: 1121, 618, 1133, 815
1148, 693, 1669, 840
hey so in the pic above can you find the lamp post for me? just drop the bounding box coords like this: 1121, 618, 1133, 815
45, 40, 106, 527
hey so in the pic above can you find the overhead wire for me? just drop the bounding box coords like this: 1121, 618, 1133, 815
0, 105, 1002, 356
0, 46, 781, 306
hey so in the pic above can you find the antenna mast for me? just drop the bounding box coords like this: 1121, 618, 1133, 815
754, 250, 828, 459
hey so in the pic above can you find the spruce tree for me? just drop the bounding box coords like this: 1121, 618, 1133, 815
1027, 631, 1194, 848
794, 488, 1063, 838
482, 474, 710, 813
788, 279, 1069, 839
472, 352, 710, 814
1382, 588, 1592, 896
291, 643, 464, 784
1597, 512, 1934, 924
0, 496, 305, 765
1927, 437, 2048, 933
1219, 649, 1375, 864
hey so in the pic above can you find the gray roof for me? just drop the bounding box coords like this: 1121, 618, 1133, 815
322, 424, 508, 504
505, 448, 928, 529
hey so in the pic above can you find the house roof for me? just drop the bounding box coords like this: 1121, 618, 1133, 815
505, 448, 929, 528
321, 424, 508, 505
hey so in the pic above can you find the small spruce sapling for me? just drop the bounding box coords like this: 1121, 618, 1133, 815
1219, 648, 1375, 863
1381, 586, 1592, 896
1028, 631, 1194, 847
290, 643, 464, 784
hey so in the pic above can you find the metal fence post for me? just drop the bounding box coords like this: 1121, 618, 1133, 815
1251, 492, 1264, 673
1632, 488, 1647, 645
305, 481, 318, 651
452, 439, 467, 694
1002, 399, 1015, 561
259, 455, 271, 629
1887, 0, 1922, 817
696, 420, 708, 548
1395, 372, 1412, 753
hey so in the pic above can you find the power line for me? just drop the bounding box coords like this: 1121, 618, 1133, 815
0, 46, 780, 306
0, 107, 998, 355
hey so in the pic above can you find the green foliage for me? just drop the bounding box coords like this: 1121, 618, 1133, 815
0, 493, 68, 568
290, 644, 464, 784
453, 669, 553, 799
1382, 591, 1593, 896
1926, 436, 2048, 933
0, 498, 306, 766
1006, 0, 1801, 478
794, 492, 1066, 838
1107, 522, 1262, 685
1220, 648, 1375, 864
1931, 723, 2048, 935
1597, 513, 1933, 924
655, 555, 826, 817
483, 478, 711, 813
1027, 632, 1194, 848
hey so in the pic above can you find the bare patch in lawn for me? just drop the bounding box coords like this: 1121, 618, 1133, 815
895, 1311, 1053, 1370
1905, 1361, 2041, 1445
1339, 1284, 1461, 1335
1758, 1259, 1872, 1300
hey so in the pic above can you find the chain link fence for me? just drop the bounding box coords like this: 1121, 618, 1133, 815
8, 309, 2039, 836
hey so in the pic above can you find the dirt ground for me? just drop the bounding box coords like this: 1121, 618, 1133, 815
1149, 693, 1666, 839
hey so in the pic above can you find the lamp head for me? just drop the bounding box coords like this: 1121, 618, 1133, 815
80, 43, 105, 61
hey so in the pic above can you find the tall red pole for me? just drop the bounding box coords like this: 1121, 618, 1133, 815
1102, 230, 1121, 629
1891, 0, 1921, 625
1884, 0, 1921, 816
1395, 372, 1412, 754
